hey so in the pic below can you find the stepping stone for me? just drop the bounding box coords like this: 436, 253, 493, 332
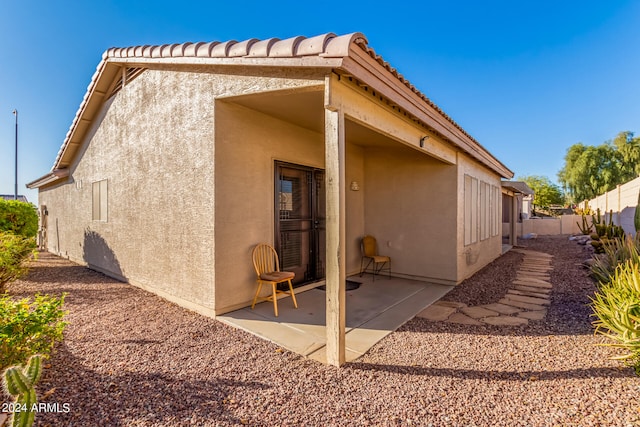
513, 250, 552, 258
520, 270, 551, 275
518, 272, 550, 278
499, 298, 546, 311
461, 306, 498, 319
436, 301, 467, 309
521, 270, 552, 274
417, 304, 457, 321
518, 310, 547, 320
478, 303, 522, 315
504, 294, 550, 306
446, 313, 482, 325
482, 316, 529, 326
513, 280, 552, 289
508, 289, 550, 299
514, 285, 550, 295
520, 268, 551, 273
521, 262, 552, 268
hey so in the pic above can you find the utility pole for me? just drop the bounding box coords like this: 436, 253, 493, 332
13, 109, 18, 200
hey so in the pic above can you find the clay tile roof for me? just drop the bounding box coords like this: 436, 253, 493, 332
31, 32, 512, 189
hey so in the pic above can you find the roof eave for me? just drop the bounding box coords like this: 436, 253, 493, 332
26, 169, 69, 189
339, 45, 514, 179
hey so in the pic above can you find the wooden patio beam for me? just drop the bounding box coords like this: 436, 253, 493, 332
324, 74, 346, 367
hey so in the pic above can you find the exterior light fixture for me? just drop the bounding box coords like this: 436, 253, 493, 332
420, 135, 429, 148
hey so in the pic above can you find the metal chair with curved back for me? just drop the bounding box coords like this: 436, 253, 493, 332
251, 243, 298, 317
359, 235, 391, 281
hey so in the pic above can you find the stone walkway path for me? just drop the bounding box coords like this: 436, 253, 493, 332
417, 249, 553, 326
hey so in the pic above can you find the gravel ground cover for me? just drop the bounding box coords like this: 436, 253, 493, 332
4, 236, 640, 426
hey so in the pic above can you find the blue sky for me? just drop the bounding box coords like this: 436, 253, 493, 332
1, 1, 639, 203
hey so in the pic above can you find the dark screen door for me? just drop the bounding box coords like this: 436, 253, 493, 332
275, 162, 325, 286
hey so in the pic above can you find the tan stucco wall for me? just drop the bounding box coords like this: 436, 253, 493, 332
40, 67, 330, 317
40, 69, 218, 315
456, 153, 503, 282
363, 146, 458, 284
213, 101, 367, 313
39, 64, 510, 317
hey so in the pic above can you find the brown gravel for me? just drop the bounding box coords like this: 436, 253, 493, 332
4, 236, 640, 426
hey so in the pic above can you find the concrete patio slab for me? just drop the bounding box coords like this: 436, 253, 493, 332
219, 276, 453, 363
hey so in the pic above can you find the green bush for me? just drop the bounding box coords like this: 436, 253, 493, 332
591, 261, 640, 374
0, 232, 36, 293
0, 294, 67, 371
0, 200, 38, 239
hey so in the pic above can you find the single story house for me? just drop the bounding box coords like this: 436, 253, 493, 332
501, 181, 534, 244
28, 32, 513, 365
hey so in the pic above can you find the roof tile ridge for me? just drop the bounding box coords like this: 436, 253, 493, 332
269, 36, 305, 57
296, 33, 336, 56
228, 38, 259, 57
248, 38, 280, 57
211, 40, 237, 57
321, 32, 367, 57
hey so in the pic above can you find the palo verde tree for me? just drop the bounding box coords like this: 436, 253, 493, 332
517, 175, 565, 210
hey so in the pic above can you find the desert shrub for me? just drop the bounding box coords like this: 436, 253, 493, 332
0, 232, 36, 293
0, 293, 67, 371
591, 261, 640, 374
0, 199, 38, 238
591, 234, 640, 285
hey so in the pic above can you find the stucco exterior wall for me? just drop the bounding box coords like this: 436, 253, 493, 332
363, 146, 458, 284
212, 100, 367, 313
456, 153, 503, 282
38, 63, 511, 317
40, 69, 219, 315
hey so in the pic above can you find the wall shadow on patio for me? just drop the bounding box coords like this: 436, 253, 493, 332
37, 344, 271, 426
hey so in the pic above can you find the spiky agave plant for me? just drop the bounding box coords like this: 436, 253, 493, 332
591, 234, 640, 285
2, 354, 42, 427
591, 261, 640, 375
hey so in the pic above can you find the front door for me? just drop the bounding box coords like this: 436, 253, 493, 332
275, 162, 325, 286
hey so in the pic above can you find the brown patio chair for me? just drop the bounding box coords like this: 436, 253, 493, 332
359, 235, 391, 281
251, 243, 298, 317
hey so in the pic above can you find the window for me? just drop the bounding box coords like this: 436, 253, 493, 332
464, 175, 478, 245
465, 175, 500, 245
92, 179, 108, 221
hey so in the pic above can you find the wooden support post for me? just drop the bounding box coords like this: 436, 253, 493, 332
324, 104, 346, 367
511, 195, 518, 245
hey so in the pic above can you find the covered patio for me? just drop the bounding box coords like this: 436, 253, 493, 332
219, 276, 452, 363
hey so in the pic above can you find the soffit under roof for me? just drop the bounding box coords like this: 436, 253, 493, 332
502, 181, 534, 195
